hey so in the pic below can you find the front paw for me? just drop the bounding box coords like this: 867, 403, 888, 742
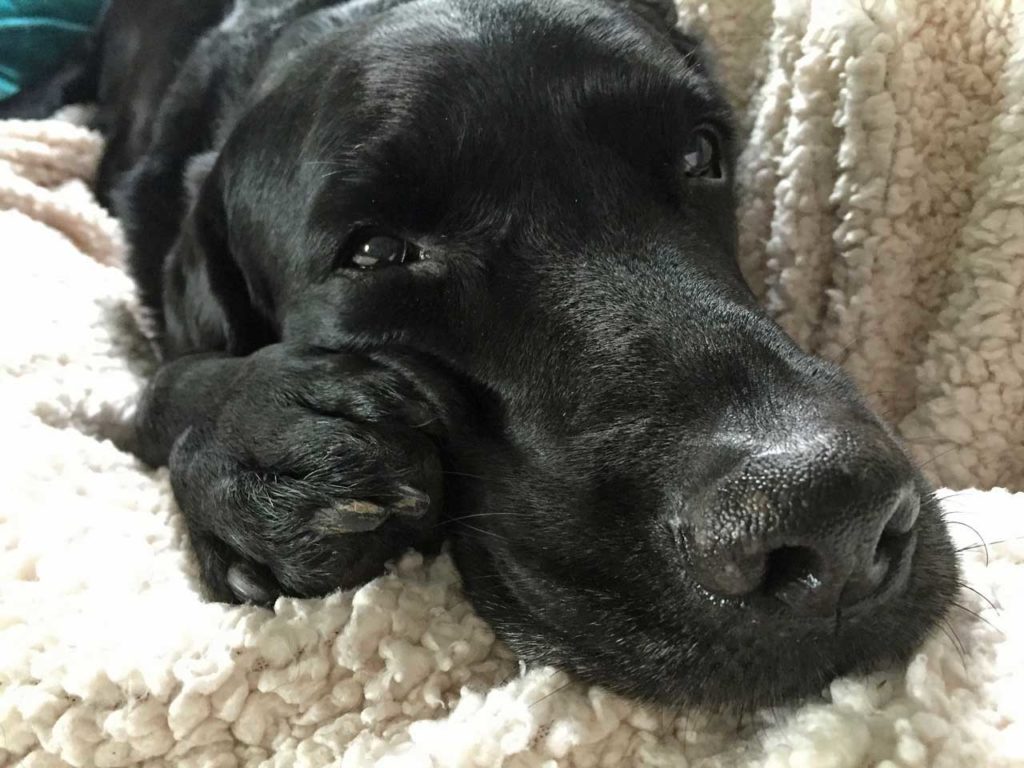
167, 344, 451, 604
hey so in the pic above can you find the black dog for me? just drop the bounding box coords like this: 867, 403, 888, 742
3, 0, 958, 710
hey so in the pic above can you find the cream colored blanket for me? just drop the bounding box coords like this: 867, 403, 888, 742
683, 0, 1024, 490
2, 1, 1024, 766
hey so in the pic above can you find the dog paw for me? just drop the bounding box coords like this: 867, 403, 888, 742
167, 343, 451, 603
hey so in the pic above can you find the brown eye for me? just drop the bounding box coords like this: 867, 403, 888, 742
343, 230, 423, 270
682, 127, 723, 180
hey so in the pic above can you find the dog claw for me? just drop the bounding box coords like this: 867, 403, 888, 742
314, 499, 389, 533
313, 488, 430, 534
226, 562, 280, 606
340, 499, 388, 517
392, 485, 431, 517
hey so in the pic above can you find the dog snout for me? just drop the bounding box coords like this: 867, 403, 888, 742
683, 427, 921, 617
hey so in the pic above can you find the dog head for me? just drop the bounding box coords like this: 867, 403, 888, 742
169, 0, 958, 709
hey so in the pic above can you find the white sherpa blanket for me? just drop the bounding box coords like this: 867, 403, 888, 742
681, 0, 1024, 491
2, 1, 1024, 765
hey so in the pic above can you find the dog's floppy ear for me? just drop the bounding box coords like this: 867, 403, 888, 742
161, 153, 275, 358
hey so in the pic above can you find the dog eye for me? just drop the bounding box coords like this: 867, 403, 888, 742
343, 230, 423, 270
682, 127, 723, 180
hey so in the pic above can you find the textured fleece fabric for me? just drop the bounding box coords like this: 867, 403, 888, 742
2, 0, 1024, 764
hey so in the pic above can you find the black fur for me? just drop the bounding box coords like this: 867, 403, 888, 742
6, 0, 958, 710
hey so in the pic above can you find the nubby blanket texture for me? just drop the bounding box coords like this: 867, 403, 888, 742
2, 0, 1024, 765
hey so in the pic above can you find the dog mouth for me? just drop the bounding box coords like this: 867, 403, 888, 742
449, 496, 957, 711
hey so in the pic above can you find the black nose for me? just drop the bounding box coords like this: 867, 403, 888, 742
684, 431, 920, 616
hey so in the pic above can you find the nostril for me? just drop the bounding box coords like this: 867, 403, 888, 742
763, 546, 824, 595
685, 462, 922, 613
765, 543, 855, 616
885, 486, 921, 535
840, 532, 900, 607
840, 492, 920, 608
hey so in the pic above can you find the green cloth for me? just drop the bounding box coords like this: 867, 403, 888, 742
0, 0, 103, 99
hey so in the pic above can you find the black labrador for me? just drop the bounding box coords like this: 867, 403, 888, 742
2, 0, 958, 710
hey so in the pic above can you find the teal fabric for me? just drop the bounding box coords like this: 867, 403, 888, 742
0, 0, 104, 99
